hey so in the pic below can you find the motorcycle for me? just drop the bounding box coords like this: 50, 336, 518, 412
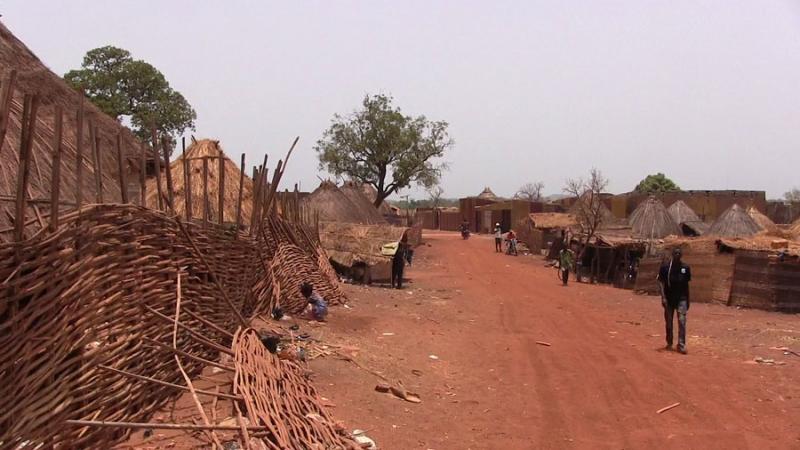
461, 228, 470, 239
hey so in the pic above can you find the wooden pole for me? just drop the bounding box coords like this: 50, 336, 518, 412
249, 166, 261, 234
49, 106, 63, 232
65, 420, 268, 432
90, 125, 103, 203
75, 94, 85, 208
161, 137, 174, 213
15, 94, 38, 241
151, 128, 163, 210
202, 156, 209, 227
115, 133, 128, 203
139, 144, 147, 206
218, 149, 225, 224
0, 70, 17, 156
98, 365, 241, 400
182, 137, 192, 220
235, 153, 245, 233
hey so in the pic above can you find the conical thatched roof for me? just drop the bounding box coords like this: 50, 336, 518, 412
708, 204, 761, 237
359, 183, 394, 215
629, 197, 681, 239
477, 186, 498, 200
0, 20, 147, 242
747, 206, 777, 232
667, 200, 701, 224
339, 182, 387, 225
303, 181, 372, 224
145, 139, 254, 225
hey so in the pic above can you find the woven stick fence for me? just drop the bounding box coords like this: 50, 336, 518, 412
0, 68, 349, 448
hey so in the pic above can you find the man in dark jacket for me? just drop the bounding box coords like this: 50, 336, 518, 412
391, 235, 412, 289
657, 248, 691, 354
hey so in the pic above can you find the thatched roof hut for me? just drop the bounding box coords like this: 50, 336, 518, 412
708, 204, 761, 237
747, 206, 777, 233
477, 186, 499, 201
339, 181, 386, 225
0, 20, 148, 242
359, 183, 396, 216
145, 139, 254, 225
628, 197, 681, 239
302, 181, 371, 224
667, 200, 700, 224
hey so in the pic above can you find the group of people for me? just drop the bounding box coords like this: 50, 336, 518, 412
492, 222, 518, 255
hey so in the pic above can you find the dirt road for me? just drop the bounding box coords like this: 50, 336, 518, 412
311, 232, 800, 449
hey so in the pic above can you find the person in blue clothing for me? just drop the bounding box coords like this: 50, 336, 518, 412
300, 282, 328, 321
658, 248, 691, 354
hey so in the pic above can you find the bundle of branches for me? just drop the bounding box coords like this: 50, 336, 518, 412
270, 243, 346, 314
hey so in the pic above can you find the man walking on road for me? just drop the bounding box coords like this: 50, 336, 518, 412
493, 223, 502, 252
658, 248, 691, 354
559, 247, 574, 286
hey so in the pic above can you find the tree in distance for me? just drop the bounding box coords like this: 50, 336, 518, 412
65, 46, 196, 156
564, 168, 609, 282
634, 173, 680, 194
785, 187, 800, 202
515, 181, 545, 202
315, 94, 452, 208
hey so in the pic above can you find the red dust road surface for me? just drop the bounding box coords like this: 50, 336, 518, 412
310, 232, 800, 449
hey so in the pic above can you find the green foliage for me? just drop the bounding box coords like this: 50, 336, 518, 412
315, 94, 452, 207
390, 197, 460, 210
64, 46, 196, 154
634, 173, 680, 194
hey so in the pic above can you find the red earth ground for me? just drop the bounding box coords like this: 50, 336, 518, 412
122, 231, 800, 449
307, 231, 800, 450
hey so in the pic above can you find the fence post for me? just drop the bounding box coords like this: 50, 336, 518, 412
235, 153, 245, 233
50, 106, 63, 232
90, 125, 103, 203
116, 133, 128, 203
183, 137, 192, 220
202, 156, 209, 228
15, 94, 39, 241
162, 137, 174, 213
151, 128, 163, 210
75, 94, 85, 208
218, 150, 225, 224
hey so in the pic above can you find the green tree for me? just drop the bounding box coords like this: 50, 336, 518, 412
64, 46, 196, 154
315, 94, 452, 207
634, 173, 680, 194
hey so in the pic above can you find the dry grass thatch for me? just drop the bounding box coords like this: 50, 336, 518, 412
145, 139, 254, 225
318, 221, 407, 265
528, 212, 578, 229
708, 203, 762, 237
339, 181, 387, 225
0, 21, 147, 242
359, 183, 396, 215
628, 197, 681, 239
667, 200, 701, 224
477, 186, 498, 200
747, 206, 777, 232
302, 181, 375, 224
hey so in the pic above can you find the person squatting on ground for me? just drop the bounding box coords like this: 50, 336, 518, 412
559, 247, 575, 286
300, 282, 328, 321
391, 235, 412, 289
505, 229, 518, 255
494, 222, 502, 252
658, 248, 691, 354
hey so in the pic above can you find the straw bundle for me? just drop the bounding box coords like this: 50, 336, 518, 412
708, 203, 762, 237
628, 197, 681, 239
145, 139, 254, 225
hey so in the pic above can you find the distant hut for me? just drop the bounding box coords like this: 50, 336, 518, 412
477, 187, 499, 201
339, 182, 387, 225
628, 197, 681, 239
145, 139, 253, 226
708, 204, 761, 237
303, 181, 371, 224
747, 206, 777, 233
667, 200, 708, 236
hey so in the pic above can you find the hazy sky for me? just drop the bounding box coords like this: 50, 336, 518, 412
3, 1, 800, 199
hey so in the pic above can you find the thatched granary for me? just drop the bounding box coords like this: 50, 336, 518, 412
667, 200, 707, 236
339, 181, 387, 225
747, 206, 777, 233
302, 181, 371, 224
477, 186, 499, 201
708, 204, 761, 237
0, 20, 149, 242
628, 197, 681, 239
145, 139, 254, 225
667, 200, 700, 224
